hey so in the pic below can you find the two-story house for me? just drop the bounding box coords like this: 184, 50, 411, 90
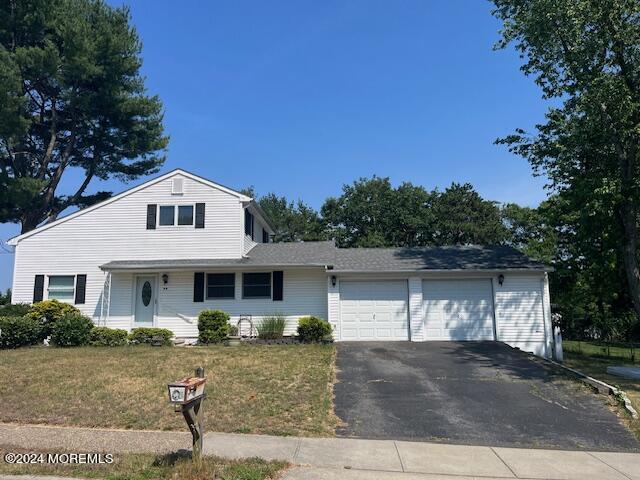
9, 169, 554, 357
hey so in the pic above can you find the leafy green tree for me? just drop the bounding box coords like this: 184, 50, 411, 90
0, 0, 168, 233
492, 0, 640, 320
501, 201, 556, 263
321, 176, 433, 247
0, 288, 11, 305
430, 183, 507, 246
258, 193, 326, 242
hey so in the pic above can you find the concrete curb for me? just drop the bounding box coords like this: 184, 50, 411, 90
545, 358, 639, 419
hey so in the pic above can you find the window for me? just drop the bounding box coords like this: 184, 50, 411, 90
243, 272, 271, 298
178, 205, 194, 225
262, 228, 269, 243
48, 275, 75, 301
206, 273, 235, 299
159, 205, 175, 225
244, 209, 254, 239
158, 205, 194, 227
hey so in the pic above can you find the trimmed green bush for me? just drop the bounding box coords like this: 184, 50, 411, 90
128, 327, 173, 346
258, 314, 286, 340
89, 327, 129, 346
198, 309, 230, 344
50, 313, 94, 347
297, 316, 332, 343
26, 300, 81, 338
0, 303, 31, 317
0, 316, 43, 349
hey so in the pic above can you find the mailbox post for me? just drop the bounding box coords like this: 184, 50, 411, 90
168, 367, 206, 460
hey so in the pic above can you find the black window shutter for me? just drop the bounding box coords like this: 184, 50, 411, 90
33, 275, 44, 303
194, 272, 205, 302
74, 274, 87, 304
262, 229, 269, 243
195, 203, 205, 229
146, 204, 157, 229
273, 271, 283, 301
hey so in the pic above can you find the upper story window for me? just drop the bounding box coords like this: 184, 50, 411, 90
262, 228, 269, 243
147, 203, 204, 230
177, 205, 194, 225
158, 205, 194, 226
245, 209, 254, 239
48, 275, 75, 301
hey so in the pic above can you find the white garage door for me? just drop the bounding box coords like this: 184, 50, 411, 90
422, 279, 495, 340
340, 281, 409, 341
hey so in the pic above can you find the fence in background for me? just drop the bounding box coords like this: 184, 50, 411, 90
563, 340, 639, 362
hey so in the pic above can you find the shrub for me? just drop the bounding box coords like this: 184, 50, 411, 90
128, 327, 173, 346
0, 303, 31, 317
89, 327, 129, 347
297, 316, 332, 343
26, 300, 81, 338
0, 316, 43, 349
228, 324, 239, 336
50, 313, 94, 347
258, 314, 286, 340
198, 310, 230, 344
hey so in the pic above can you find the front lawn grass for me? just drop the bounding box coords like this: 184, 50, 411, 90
0, 344, 337, 437
0, 446, 287, 480
563, 351, 640, 441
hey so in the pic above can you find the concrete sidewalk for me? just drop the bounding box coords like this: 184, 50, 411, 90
1, 424, 639, 480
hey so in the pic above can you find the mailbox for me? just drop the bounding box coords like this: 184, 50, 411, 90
168, 368, 207, 461
168, 376, 206, 405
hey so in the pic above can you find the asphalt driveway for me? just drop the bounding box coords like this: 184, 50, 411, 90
334, 341, 639, 451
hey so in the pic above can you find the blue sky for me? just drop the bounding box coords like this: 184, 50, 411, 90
0, 0, 551, 291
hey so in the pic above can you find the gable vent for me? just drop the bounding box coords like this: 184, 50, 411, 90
172, 177, 184, 195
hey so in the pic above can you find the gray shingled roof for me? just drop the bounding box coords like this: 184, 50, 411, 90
101, 241, 548, 271
332, 245, 548, 271
100, 241, 337, 270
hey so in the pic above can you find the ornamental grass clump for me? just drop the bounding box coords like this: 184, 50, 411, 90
258, 314, 286, 340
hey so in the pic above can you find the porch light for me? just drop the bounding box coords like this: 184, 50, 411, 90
331, 275, 337, 287
498, 274, 505, 286
162, 273, 169, 285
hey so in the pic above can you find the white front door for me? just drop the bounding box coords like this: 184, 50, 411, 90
422, 279, 495, 340
134, 276, 156, 326
339, 280, 409, 341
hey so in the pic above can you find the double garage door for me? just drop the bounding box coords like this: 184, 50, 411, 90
339, 279, 495, 341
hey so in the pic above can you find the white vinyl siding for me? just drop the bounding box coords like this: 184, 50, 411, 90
144, 268, 327, 338
494, 275, 547, 357
339, 280, 409, 341
11, 174, 244, 319
422, 279, 495, 341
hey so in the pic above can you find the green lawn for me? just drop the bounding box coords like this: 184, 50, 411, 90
0, 344, 337, 437
563, 340, 639, 362
563, 351, 640, 440
0, 446, 287, 480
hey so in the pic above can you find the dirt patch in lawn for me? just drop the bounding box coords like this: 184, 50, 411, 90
0, 344, 338, 437
563, 352, 640, 441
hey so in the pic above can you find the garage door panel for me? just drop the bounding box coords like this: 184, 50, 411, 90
339, 281, 409, 341
422, 279, 495, 341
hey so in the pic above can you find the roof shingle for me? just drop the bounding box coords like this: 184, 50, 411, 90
100, 241, 548, 272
